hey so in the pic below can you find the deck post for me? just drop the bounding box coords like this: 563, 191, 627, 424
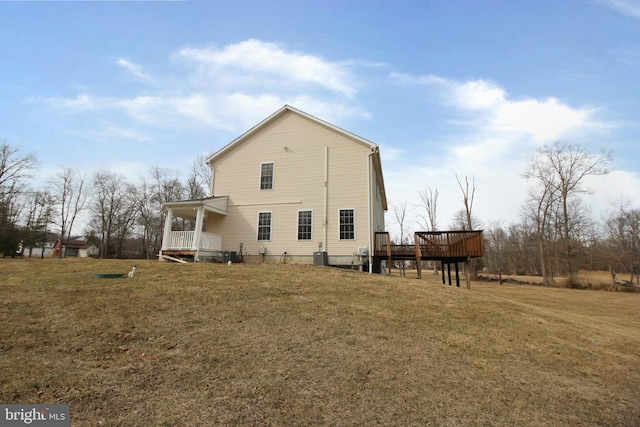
386, 233, 392, 276
455, 262, 460, 287
414, 233, 422, 279
465, 258, 471, 289
441, 263, 446, 284
191, 206, 204, 261
447, 262, 452, 286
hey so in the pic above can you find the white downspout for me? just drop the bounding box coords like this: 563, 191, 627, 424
324, 146, 329, 254
209, 166, 215, 197
367, 150, 374, 273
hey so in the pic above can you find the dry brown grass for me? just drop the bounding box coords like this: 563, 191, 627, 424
479, 269, 637, 290
1, 258, 639, 426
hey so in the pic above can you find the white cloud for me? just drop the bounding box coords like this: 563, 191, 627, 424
36, 39, 366, 137
383, 72, 617, 236
584, 169, 640, 218
599, 0, 640, 19
451, 80, 506, 111
396, 73, 607, 144
178, 39, 357, 97
116, 58, 152, 83
65, 125, 149, 142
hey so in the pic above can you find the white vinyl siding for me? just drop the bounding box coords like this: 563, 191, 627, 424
260, 162, 274, 190
207, 109, 380, 256
297, 210, 313, 240
257, 211, 272, 241
339, 209, 355, 240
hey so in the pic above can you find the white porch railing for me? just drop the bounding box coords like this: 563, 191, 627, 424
165, 231, 222, 251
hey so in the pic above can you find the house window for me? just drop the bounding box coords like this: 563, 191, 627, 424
260, 162, 274, 190
339, 209, 355, 240
257, 212, 272, 241
297, 210, 312, 240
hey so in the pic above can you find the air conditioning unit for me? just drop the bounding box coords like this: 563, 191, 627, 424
313, 251, 328, 266
357, 247, 368, 256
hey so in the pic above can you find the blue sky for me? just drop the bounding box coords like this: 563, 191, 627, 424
2, 0, 640, 237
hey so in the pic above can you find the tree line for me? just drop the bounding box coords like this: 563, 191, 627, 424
394, 141, 639, 284
4, 139, 637, 282
0, 140, 210, 259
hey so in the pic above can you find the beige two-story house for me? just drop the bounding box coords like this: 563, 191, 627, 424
160, 105, 387, 270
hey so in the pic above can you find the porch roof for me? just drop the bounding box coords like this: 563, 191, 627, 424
162, 196, 228, 221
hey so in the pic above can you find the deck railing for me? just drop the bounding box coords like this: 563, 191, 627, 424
374, 230, 484, 259
165, 231, 222, 251
415, 231, 484, 258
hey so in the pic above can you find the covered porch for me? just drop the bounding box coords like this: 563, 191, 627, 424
159, 196, 228, 262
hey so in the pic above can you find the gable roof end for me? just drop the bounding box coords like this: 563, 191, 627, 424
206, 104, 387, 210
206, 105, 377, 163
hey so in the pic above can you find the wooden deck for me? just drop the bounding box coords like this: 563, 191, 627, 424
374, 230, 484, 281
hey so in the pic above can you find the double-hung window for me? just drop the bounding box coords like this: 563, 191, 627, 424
297, 210, 312, 240
257, 212, 272, 241
260, 162, 274, 190
339, 209, 355, 240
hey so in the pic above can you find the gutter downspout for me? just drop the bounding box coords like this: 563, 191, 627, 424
324, 146, 329, 255
367, 148, 376, 273
209, 166, 215, 197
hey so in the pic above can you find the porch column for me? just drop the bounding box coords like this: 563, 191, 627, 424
191, 206, 204, 251
161, 208, 174, 251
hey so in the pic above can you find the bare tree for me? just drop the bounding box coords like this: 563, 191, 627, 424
416, 187, 441, 274
0, 141, 37, 199
455, 174, 481, 283
525, 141, 611, 279
605, 200, 640, 284
392, 201, 410, 276
134, 176, 163, 259
0, 141, 37, 255
48, 167, 87, 258
186, 154, 212, 199
503, 220, 539, 275
455, 174, 477, 230
90, 170, 138, 258
150, 167, 188, 232
416, 186, 439, 231
523, 161, 558, 285
23, 190, 56, 257
485, 220, 506, 274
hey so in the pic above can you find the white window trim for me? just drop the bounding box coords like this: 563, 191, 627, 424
257, 211, 273, 241
338, 208, 356, 240
259, 161, 275, 190
297, 209, 313, 241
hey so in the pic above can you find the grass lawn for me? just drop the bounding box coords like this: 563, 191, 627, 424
1, 258, 639, 426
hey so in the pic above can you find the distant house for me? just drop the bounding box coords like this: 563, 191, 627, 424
160, 105, 387, 269
23, 233, 57, 258
63, 238, 99, 258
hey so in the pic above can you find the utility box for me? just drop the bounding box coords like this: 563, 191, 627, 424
313, 251, 328, 266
